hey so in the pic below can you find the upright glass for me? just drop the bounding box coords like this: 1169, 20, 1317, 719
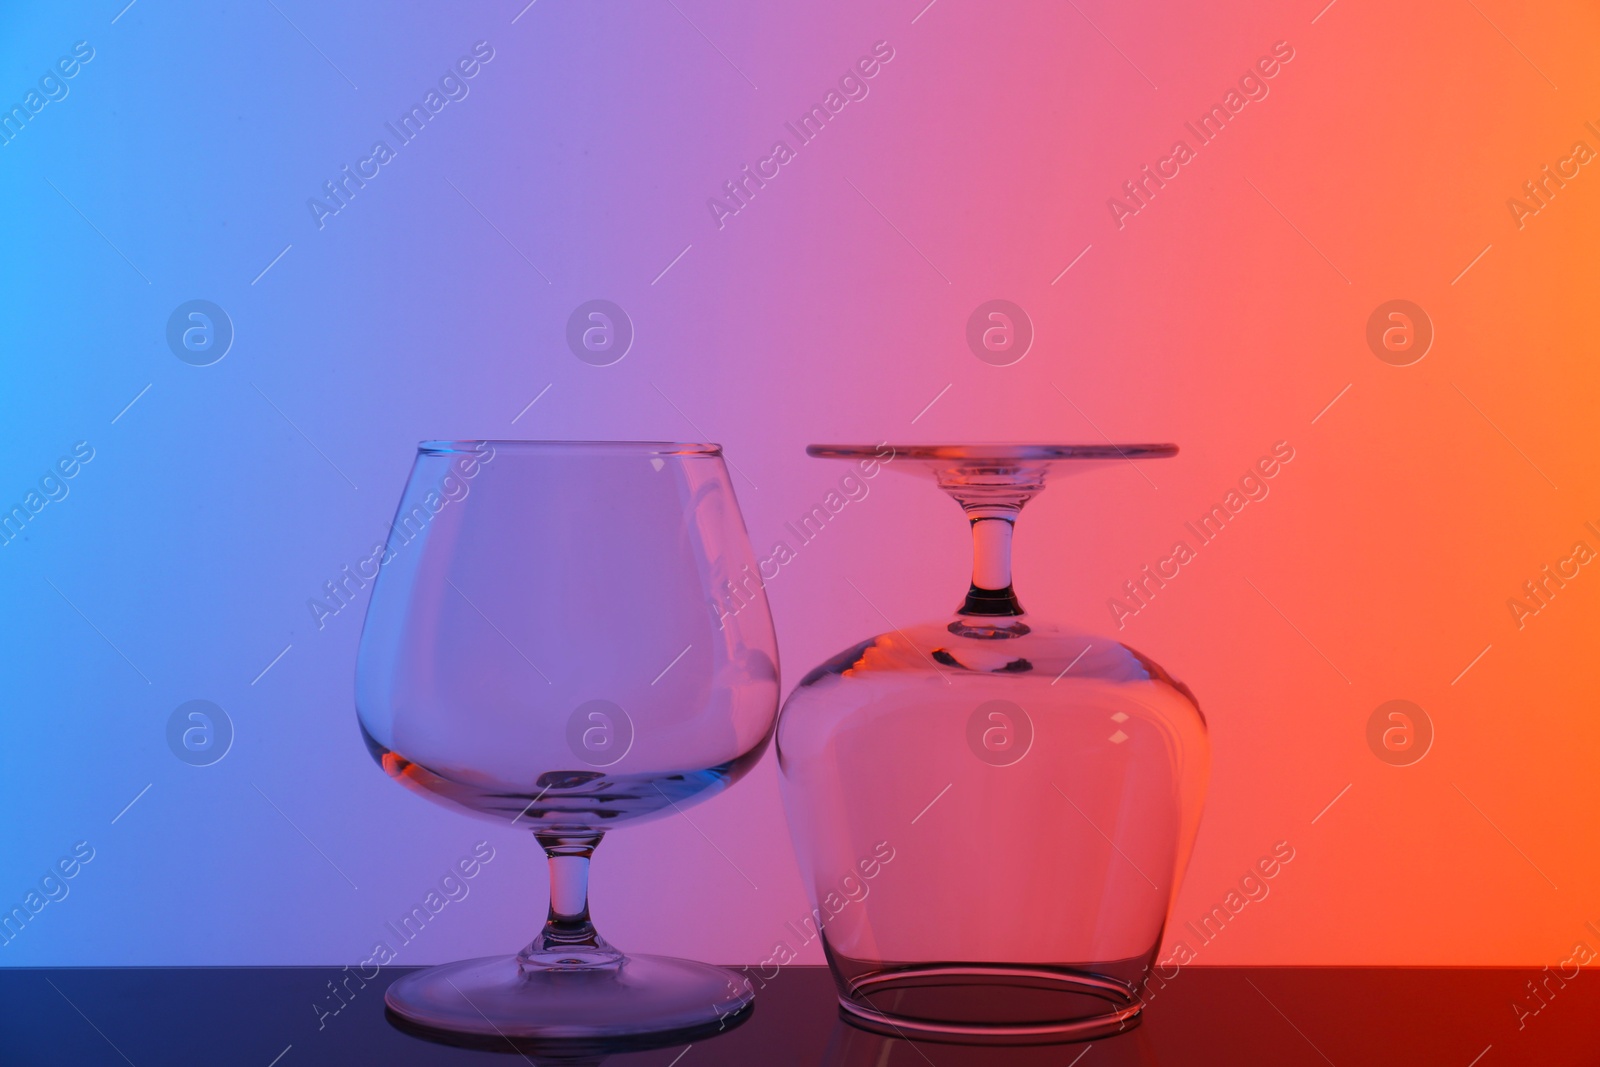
778, 444, 1209, 1042
356, 441, 779, 1047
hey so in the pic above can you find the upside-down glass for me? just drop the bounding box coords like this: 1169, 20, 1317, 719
777, 444, 1209, 1042
356, 441, 779, 1046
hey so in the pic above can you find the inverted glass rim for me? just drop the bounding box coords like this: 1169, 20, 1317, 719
419, 439, 722, 456
807, 443, 1178, 461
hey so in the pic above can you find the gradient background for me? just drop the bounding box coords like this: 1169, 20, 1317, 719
2, 0, 1597, 975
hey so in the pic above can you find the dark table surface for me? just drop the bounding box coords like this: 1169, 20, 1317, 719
2, 965, 1593, 1066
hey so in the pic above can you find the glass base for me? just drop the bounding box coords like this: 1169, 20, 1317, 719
837, 964, 1142, 1045
383, 953, 754, 1051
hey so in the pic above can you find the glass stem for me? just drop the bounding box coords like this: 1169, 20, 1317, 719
519, 831, 622, 969
960, 509, 1023, 617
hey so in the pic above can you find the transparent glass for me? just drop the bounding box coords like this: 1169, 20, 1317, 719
355, 440, 779, 1051
777, 444, 1209, 1041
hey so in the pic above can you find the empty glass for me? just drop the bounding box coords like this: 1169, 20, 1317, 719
778, 444, 1209, 1041
356, 441, 779, 1047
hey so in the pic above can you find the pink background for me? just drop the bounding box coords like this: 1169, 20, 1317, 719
4, 0, 1598, 968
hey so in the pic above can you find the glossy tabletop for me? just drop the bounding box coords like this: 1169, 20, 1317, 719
1, 965, 1589, 1066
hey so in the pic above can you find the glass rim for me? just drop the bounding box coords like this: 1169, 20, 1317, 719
807, 443, 1178, 461
418, 439, 722, 456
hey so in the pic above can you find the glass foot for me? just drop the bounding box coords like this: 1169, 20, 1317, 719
838, 964, 1142, 1045
384, 953, 754, 1048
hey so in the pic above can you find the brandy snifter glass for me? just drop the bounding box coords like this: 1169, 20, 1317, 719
356, 441, 779, 1050
777, 444, 1209, 1042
